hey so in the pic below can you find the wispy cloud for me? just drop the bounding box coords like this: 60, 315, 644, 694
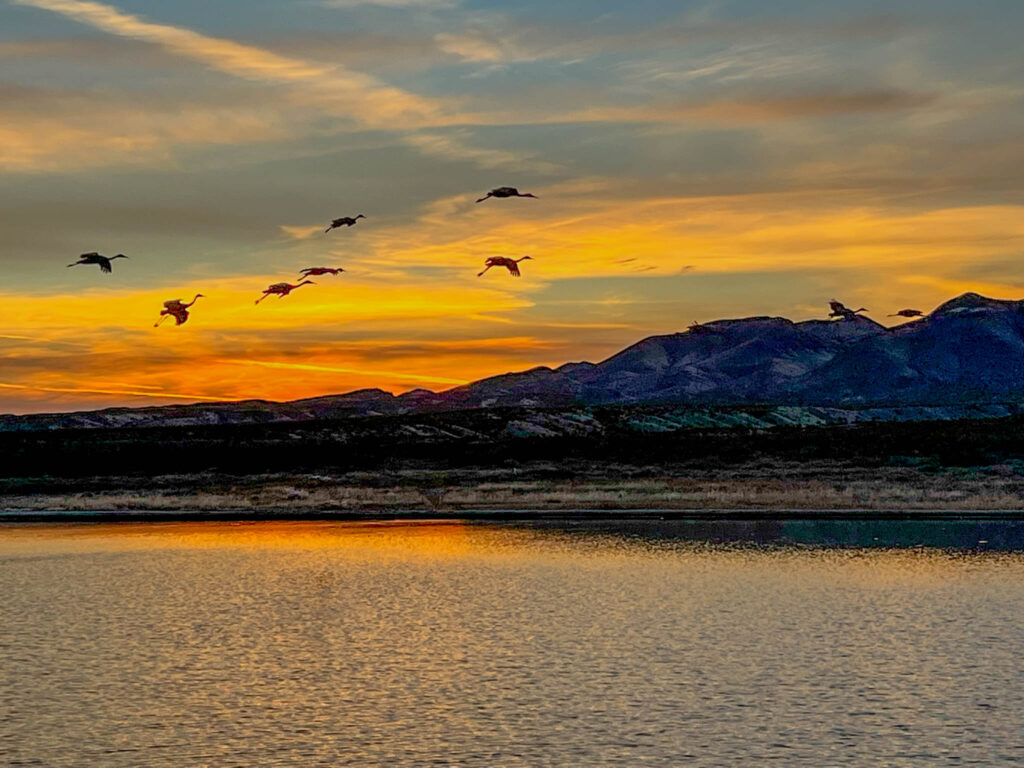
403, 131, 561, 173
0, 380, 233, 402
539, 322, 634, 329
550, 88, 938, 126
279, 224, 327, 241
220, 358, 469, 386
431, 14, 910, 66
9, 0, 443, 127
435, 31, 531, 63
7, 0, 575, 172
0, 93, 293, 172
322, 0, 458, 7
1, 0, 942, 178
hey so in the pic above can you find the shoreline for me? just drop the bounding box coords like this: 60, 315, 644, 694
5, 508, 1024, 523
6, 460, 1024, 521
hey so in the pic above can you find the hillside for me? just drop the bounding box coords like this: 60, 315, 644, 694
3, 292, 1024, 431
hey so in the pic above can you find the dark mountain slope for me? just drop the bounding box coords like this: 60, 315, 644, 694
573, 315, 886, 403
808, 293, 1024, 404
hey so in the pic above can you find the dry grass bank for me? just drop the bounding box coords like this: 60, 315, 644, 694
3, 462, 1024, 512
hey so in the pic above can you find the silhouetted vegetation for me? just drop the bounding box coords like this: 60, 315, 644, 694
3, 406, 1024, 480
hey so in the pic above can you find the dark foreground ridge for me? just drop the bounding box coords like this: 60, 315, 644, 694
5, 405, 1024, 513
2, 292, 1024, 432
5, 404, 1024, 477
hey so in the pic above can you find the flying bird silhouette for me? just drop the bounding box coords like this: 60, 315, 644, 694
255, 281, 314, 304
325, 215, 365, 232
478, 256, 532, 277
828, 299, 868, 320
154, 294, 204, 327
299, 267, 345, 277
889, 308, 924, 318
67, 252, 127, 274
475, 187, 538, 203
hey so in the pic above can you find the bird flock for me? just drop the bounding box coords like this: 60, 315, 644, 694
66, 186, 539, 328
67, 184, 925, 331
828, 300, 923, 321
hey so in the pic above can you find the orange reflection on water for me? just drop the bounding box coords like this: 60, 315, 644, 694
0, 520, 497, 559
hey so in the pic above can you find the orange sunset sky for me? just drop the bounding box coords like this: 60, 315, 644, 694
2, 0, 1023, 413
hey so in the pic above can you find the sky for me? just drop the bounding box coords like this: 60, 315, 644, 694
2, 0, 1024, 413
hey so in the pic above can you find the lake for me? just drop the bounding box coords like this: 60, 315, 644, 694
2, 519, 1023, 766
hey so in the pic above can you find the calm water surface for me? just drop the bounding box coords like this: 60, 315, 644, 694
2, 519, 1024, 766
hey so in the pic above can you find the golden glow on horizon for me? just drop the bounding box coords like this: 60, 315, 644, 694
2, 198, 1024, 412
221, 359, 470, 386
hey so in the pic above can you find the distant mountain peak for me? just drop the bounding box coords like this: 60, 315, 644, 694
292, 388, 396, 406
556, 361, 596, 374
932, 292, 1022, 316
400, 388, 436, 398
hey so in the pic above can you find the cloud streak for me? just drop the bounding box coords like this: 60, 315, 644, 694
6, 0, 572, 172
322, 0, 457, 7
544, 89, 938, 127
0, 93, 294, 172
220, 359, 469, 386
9, 0, 442, 127
403, 131, 562, 173
2, 0, 943, 178
0, 380, 234, 402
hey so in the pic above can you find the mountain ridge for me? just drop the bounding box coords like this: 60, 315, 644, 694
4, 292, 1024, 431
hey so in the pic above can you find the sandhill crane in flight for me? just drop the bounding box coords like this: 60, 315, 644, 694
299, 267, 344, 277
325, 215, 365, 232
255, 281, 314, 305
889, 308, 924, 318
828, 299, 868, 320
67, 252, 127, 274
154, 294, 204, 327
475, 187, 538, 203
478, 256, 532, 277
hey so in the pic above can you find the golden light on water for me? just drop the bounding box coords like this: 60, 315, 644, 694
3, 521, 1019, 587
